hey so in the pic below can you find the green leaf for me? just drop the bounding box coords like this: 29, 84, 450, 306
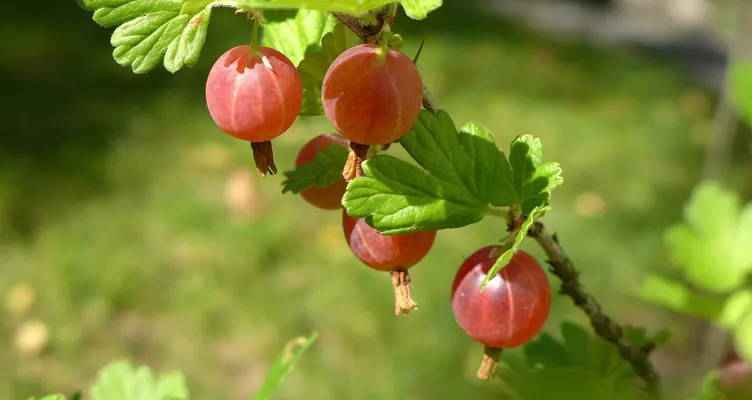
400, 0, 442, 20
82, 0, 214, 74
90, 361, 188, 400
638, 275, 725, 321
345, 155, 486, 234
731, 62, 752, 128
343, 110, 561, 234
254, 333, 318, 400
509, 135, 563, 214
297, 23, 360, 115
344, 110, 492, 234
501, 322, 647, 400
29, 396, 66, 400
262, 9, 336, 66
458, 122, 515, 207
482, 205, 547, 286
282, 145, 348, 193
666, 182, 752, 292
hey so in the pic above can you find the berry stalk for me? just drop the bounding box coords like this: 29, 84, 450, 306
391, 269, 418, 316
343, 143, 370, 181
251, 141, 277, 175
477, 346, 502, 380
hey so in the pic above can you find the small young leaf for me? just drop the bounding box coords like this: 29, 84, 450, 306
90, 361, 188, 400
638, 275, 725, 321
482, 205, 547, 286
82, 0, 214, 74
297, 23, 360, 115
262, 9, 336, 66
509, 135, 563, 214
282, 145, 348, 194
666, 182, 752, 292
254, 333, 318, 400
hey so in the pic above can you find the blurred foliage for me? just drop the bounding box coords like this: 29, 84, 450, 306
90, 362, 188, 400
692, 371, 726, 400
642, 183, 752, 362
664, 182, 752, 293
0, 1, 726, 399
500, 322, 649, 400
255, 333, 318, 400
31, 333, 315, 400
731, 62, 752, 128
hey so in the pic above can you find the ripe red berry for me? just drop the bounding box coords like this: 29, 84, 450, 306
342, 212, 435, 271
452, 247, 551, 379
452, 247, 551, 349
206, 46, 302, 142
322, 44, 423, 145
296, 134, 348, 210
342, 211, 436, 315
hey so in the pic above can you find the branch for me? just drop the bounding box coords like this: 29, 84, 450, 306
336, 8, 656, 391
527, 221, 660, 393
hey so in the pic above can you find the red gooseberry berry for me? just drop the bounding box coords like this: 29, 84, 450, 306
322, 44, 423, 145
451, 247, 551, 379
296, 134, 349, 210
342, 211, 436, 315
206, 46, 302, 174
206, 45, 302, 142
342, 212, 435, 272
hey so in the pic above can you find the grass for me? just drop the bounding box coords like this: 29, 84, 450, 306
0, 3, 717, 399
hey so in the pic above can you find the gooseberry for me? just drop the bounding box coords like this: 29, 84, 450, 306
451, 247, 551, 379
322, 44, 423, 145
343, 211, 436, 315
206, 45, 302, 174
296, 134, 348, 210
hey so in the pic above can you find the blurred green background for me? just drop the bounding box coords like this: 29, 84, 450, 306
0, 1, 738, 399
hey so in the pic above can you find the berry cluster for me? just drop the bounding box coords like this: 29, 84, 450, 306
205, 36, 551, 378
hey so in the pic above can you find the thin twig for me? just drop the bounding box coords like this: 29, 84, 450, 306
528, 221, 659, 393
